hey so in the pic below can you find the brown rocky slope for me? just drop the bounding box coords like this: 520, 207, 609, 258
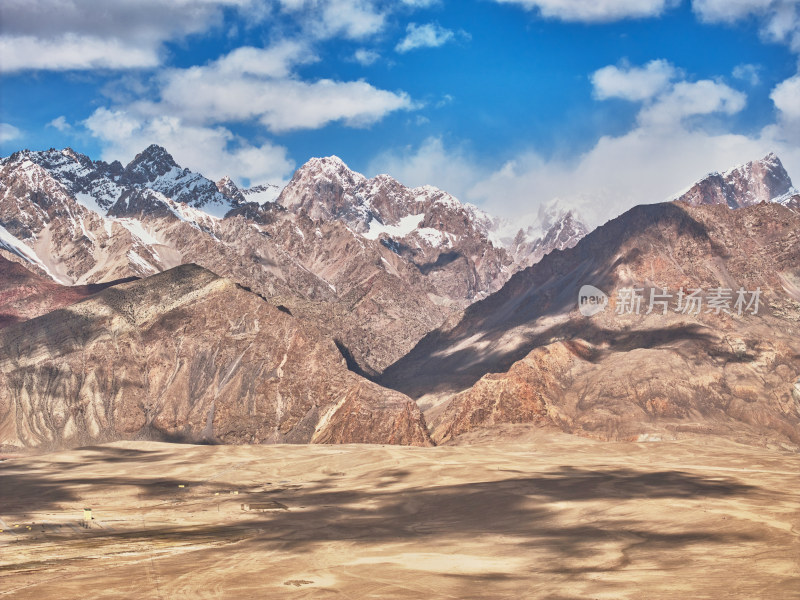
0, 264, 431, 451
0, 254, 135, 328
381, 201, 800, 448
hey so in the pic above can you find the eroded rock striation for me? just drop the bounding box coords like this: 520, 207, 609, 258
0, 264, 431, 450
385, 201, 800, 448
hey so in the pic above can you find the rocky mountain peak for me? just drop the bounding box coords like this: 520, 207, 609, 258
675, 152, 794, 209
216, 175, 246, 204
277, 156, 367, 222
122, 144, 180, 184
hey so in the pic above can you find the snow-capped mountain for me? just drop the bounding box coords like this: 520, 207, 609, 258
278, 155, 512, 302
242, 183, 283, 204
277, 155, 590, 302
5, 144, 792, 377
486, 200, 590, 270
0, 146, 239, 283
673, 152, 797, 209
0, 146, 480, 374
5, 144, 239, 219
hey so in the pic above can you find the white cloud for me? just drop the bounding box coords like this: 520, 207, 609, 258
693, 0, 800, 51
149, 44, 412, 132
771, 73, 800, 121
379, 126, 798, 232
0, 123, 22, 143
476, 130, 791, 228
400, 0, 440, 6
276, 0, 386, 40
370, 60, 799, 230
638, 80, 747, 127
0, 0, 441, 71
733, 63, 762, 85
84, 40, 415, 184
692, 0, 780, 22
591, 60, 747, 128
211, 40, 318, 78
492, 0, 679, 22
0, 0, 250, 72
591, 60, 677, 101
316, 0, 385, 39
47, 116, 72, 132
157, 76, 412, 132
353, 48, 380, 65
0, 34, 160, 72
369, 137, 485, 198
84, 108, 294, 185
396, 22, 456, 53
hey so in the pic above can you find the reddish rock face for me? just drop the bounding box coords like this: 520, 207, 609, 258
0, 264, 432, 451
386, 201, 800, 449
277, 156, 516, 305
0, 255, 134, 328
675, 153, 794, 208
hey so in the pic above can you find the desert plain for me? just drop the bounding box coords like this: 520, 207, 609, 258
0, 427, 798, 600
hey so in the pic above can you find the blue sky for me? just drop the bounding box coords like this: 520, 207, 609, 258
1, 0, 799, 225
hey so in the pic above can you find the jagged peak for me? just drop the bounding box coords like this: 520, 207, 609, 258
720, 151, 788, 178
122, 144, 181, 185
300, 155, 351, 172
216, 175, 246, 204
61, 147, 81, 161
671, 151, 794, 210
126, 144, 178, 170
287, 155, 367, 193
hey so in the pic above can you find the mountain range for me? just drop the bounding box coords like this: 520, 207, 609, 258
1, 146, 798, 451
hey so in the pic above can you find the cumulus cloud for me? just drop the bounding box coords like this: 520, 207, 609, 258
637, 80, 747, 127
396, 22, 456, 52
276, 0, 386, 40
400, 0, 440, 7
592, 60, 677, 101
84, 40, 415, 184
377, 127, 798, 231
47, 116, 72, 132
0, 0, 249, 72
0, 0, 431, 71
771, 73, 800, 122
146, 43, 412, 132
353, 48, 380, 65
157, 76, 412, 132
732, 63, 762, 85
0, 34, 160, 72
492, 0, 679, 22
0, 123, 22, 143
210, 40, 318, 78
693, 0, 800, 51
369, 137, 486, 197
370, 60, 798, 230
591, 60, 747, 129
479, 129, 795, 228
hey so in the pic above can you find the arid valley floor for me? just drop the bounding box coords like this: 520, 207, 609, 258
1, 429, 798, 599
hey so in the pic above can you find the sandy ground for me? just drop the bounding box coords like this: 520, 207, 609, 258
0, 427, 798, 599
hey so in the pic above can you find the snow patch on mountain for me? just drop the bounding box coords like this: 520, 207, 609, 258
0, 223, 63, 282
364, 213, 425, 240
